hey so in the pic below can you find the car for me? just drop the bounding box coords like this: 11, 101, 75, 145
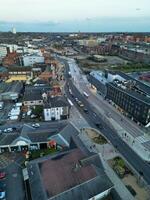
83, 108, 88, 113
93, 112, 97, 117
22, 113, 26, 119
0, 172, 6, 180
32, 123, 40, 128
75, 98, 79, 102
95, 122, 103, 129
30, 114, 37, 119
3, 128, 13, 133
0, 191, 6, 199
78, 101, 84, 107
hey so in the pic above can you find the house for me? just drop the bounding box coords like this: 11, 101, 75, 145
0, 81, 23, 101
0, 122, 77, 153
23, 86, 51, 107
44, 96, 70, 121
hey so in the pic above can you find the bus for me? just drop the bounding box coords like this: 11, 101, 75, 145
83, 92, 89, 98
67, 98, 74, 106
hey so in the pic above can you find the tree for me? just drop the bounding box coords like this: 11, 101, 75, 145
32, 105, 43, 118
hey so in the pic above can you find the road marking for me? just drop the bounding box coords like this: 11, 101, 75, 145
24, 124, 35, 130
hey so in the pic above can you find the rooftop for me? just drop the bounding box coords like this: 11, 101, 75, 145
109, 79, 150, 104
44, 96, 70, 108
28, 146, 113, 200
24, 86, 51, 102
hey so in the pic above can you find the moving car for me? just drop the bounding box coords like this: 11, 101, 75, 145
77, 101, 84, 108
83, 108, 88, 113
95, 122, 103, 129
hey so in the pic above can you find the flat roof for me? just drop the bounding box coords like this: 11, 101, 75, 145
108, 82, 150, 104
117, 71, 150, 95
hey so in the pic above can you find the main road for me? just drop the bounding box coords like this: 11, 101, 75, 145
60, 56, 150, 186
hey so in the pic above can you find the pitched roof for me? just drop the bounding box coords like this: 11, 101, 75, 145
44, 96, 70, 108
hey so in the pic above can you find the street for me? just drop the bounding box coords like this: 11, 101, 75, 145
62, 56, 150, 186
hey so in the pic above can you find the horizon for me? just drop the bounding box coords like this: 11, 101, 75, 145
0, 0, 150, 32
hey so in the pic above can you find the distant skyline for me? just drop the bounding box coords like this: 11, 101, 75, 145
0, 0, 150, 32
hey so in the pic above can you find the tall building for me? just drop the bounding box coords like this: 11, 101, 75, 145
89, 70, 150, 125
0, 45, 8, 60
12, 27, 16, 34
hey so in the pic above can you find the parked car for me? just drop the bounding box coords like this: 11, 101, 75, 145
0, 172, 6, 180
32, 123, 40, 128
3, 128, 13, 133
22, 113, 26, 119
30, 114, 37, 119
0, 191, 6, 199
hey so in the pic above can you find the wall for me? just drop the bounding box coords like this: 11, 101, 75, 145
23, 55, 44, 66
24, 100, 43, 106
44, 107, 63, 121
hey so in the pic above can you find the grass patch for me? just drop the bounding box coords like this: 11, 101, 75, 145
112, 157, 131, 178
92, 135, 107, 144
29, 148, 57, 160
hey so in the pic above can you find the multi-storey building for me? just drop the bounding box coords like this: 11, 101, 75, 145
0, 45, 8, 60
89, 70, 150, 125
106, 80, 150, 125
20, 54, 45, 66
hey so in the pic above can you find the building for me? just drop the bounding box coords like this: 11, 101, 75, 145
23, 86, 51, 107
26, 133, 118, 200
89, 70, 150, 125
7, 66, 32, 82
0, 81, 23, 101
12, 27, 16, 34
0, 45, 8, 61
0, 121, 72, 153
20, 54, 45, 67
106, 75, 150, 125
44, 96, 70, 121
2, 52, 19, 67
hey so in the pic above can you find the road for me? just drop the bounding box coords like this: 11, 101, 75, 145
61, 56, 150, 186
68, 58, 146, 137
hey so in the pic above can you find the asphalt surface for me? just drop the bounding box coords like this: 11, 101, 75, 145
5, 162, 26, 200
62, 56, 150, 186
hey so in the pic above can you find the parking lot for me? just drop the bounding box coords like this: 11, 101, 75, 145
0, 153, 26, 200
0, 102, 14, 124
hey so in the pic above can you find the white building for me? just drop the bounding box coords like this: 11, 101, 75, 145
21, 54, 44, 66
12, 27, 16, 34
0, 45, 7, 60
44, 96, 70, 121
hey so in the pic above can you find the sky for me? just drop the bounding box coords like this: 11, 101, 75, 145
0, 0, 150, 32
